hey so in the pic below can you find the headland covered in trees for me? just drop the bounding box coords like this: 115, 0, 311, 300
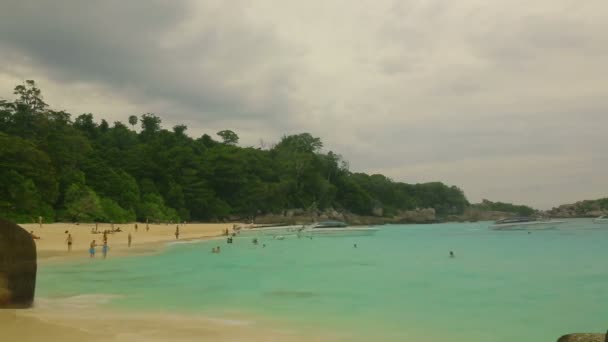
1, 81, 535, 224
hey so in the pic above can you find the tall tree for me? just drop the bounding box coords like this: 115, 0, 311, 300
128, 115, 138, 130
13, 80, 47, 113
216, 130, 239, 145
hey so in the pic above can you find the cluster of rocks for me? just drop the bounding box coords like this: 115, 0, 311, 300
447, 207, 511, 222
546, 200, 608, 218
251, 207, 437, 225
557, 333, 607, 342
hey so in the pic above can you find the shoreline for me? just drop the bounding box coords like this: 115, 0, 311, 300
5, 222, 336, 341
22, 222, 237, 263
2, 303, 334, 342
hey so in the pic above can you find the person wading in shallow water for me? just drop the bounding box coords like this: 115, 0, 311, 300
89, 240, 97, 258
102, 242, 110, 259
66, 233, 73, 252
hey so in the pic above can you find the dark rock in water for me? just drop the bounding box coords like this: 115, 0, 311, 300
0, 219, 37, 308
557, 333, 607, 342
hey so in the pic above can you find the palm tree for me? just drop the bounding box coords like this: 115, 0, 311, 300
128, 115, 138, 130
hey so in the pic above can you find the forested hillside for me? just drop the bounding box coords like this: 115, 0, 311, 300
0, 81, 469, 223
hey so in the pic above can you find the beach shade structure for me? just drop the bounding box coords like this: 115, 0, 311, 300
0, 218, 37, 308
557, 332, 608, 342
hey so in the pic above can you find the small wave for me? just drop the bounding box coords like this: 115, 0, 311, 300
265, 290, 318, 298
34, 293, 122, 310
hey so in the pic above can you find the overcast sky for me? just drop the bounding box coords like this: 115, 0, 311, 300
1, 0, 606, 209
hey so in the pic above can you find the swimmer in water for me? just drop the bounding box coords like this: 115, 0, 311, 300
353, 244, 357, 248
449, 251, 455, 258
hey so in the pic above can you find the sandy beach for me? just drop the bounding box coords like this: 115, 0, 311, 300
22, 222, 237, 262
0, 307, 330, 342
2, 222, 333, 341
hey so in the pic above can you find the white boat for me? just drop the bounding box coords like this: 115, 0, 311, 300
490, 217, 565, 230
593, 215, 608, 224
237, 225, 306, 237
299, 221, 380, 236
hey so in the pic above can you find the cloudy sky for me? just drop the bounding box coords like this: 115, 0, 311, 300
1, 0, 606, 209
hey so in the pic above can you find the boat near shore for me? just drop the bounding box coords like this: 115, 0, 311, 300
490, 217, 565, 230
237, 224, 306, 237
593, 215, 608, 224
300, 221, 380, 236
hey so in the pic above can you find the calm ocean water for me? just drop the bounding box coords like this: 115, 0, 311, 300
37, 220, 608, 341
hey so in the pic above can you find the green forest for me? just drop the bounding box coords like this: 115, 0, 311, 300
0, 81, 472, 223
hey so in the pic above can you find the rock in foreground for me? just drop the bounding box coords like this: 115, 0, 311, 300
0, 218, 37, 308
557, 333, 607, 342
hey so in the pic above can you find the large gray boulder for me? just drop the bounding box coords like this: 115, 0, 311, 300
0, 219, 37, 308
557, 333, 607, 342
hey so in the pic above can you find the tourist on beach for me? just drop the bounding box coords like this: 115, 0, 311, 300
67, 234, 73, 251
30, 231, 40, 240
135, 223, 138, 232
128, 233, 132, 247
103, 230, 108, 244
102, 242, 109, 259
89, 240, 97, 258
175, 225, 180, 240
146, 223, 150, 232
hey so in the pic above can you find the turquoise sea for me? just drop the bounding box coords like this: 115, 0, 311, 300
37, 220, 608, 341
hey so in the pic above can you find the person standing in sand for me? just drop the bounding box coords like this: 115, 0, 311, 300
175, 225, 180, 240
128, 233, 132, 247
102, 242, 109, 259
66, 234, 73, 252
134, 223, 138, 232
89, 240, 97, 258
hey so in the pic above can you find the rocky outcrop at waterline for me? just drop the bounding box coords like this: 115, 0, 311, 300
0, 219, 37, 308
557, 332, 607, 342
250, 207, 438, 226
546, 198, 608, 218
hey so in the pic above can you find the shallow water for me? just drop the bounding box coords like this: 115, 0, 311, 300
37, 220, 608, 341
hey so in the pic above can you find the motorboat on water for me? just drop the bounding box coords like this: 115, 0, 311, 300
593, 215, 608, 224
237, 224, 306, 237
299, 220, 380, 236
490, 217, 565, 230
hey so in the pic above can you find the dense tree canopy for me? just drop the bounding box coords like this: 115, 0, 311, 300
471, 199, 536, 216
0, 81, 471, 223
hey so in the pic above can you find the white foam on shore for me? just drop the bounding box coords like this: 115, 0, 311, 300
165, 236, 222, 247
34, 293, 123, 310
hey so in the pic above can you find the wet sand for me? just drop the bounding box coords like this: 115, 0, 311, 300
1, 308, 331, 342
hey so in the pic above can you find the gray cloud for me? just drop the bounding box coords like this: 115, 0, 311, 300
1, 0, 607, 209
0, 0, 299, 123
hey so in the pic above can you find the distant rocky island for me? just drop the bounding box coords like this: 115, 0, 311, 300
254, 197, 608, 226
546, 198, 608, 218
